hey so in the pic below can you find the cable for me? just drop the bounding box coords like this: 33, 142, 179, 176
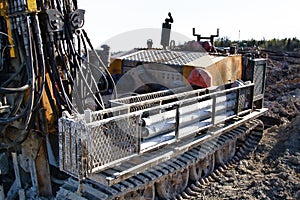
0, 16, 35, 126
82, 29, 118, 98
1, 0, 117, 150
0, 1, 41, 149
64, 30, 106, 109
1, 63, 25, 87
0, 84, 30, 93
1, 45, 15, 71
76, 60, 105, 110
63, 24, 105, 110
45, 35, 74, 113
31, 15, 46, 111
0, 31, 14, 42
72, 0, 78, 9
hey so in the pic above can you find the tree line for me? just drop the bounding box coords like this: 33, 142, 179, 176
215, 37, 300, 52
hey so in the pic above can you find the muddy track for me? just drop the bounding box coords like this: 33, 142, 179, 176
56, 119, 264, 200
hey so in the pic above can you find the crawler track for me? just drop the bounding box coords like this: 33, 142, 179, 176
178, 119, 264, 199
56, 119, 264, 200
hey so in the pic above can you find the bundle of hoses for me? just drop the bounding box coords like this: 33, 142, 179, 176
0, 0, 113, 149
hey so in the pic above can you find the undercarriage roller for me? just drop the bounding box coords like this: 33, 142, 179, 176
189, 153, 215, 181
155, 167, 189, 199
215, 140, 237, 166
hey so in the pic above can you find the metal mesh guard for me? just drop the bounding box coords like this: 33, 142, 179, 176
58, 84, 255, 177
59, 114, 138, 177
87, 116, 138, 173
254, 64, 264, 96
59, 117, 82, 176
237, 86, 252, 113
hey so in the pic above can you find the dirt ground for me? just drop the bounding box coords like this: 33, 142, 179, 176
194, 60, 300, 200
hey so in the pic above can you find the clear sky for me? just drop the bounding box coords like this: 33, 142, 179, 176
78, 0, 299, 50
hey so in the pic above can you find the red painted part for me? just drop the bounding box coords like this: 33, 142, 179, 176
202, 41, 212, 52
187, 68, 212, 88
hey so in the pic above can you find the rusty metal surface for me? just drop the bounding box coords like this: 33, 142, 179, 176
183, 55, 242, 86
35, 143, 53, 196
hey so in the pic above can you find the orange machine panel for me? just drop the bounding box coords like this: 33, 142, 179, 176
184, 54, 242, 87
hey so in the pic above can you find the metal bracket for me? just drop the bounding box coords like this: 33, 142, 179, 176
46, 9, 64, 32
192, 28, 219, 46
70, 9, 85, 31
20, 130, 43, 172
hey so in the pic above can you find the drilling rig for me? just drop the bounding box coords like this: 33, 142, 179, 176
0, 1, 267, 199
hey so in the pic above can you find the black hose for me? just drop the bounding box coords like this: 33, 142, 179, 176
1, 63, 25, 87
72, 0, 78, 9
44, 40, 70, 112
31, 15, 46, 111
0, 94, 32, 124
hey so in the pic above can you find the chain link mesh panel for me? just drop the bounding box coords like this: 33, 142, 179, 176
253, 64, 264, 96
87, 116, 139, 173
59, 117, 84, 176
59, 114, 139, 176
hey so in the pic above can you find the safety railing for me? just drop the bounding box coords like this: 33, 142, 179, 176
59, 83, 254, 178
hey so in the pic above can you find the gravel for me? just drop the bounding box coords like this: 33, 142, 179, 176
193, 59, 300, 200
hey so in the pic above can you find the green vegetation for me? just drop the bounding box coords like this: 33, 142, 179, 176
215, 37, 300, 52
